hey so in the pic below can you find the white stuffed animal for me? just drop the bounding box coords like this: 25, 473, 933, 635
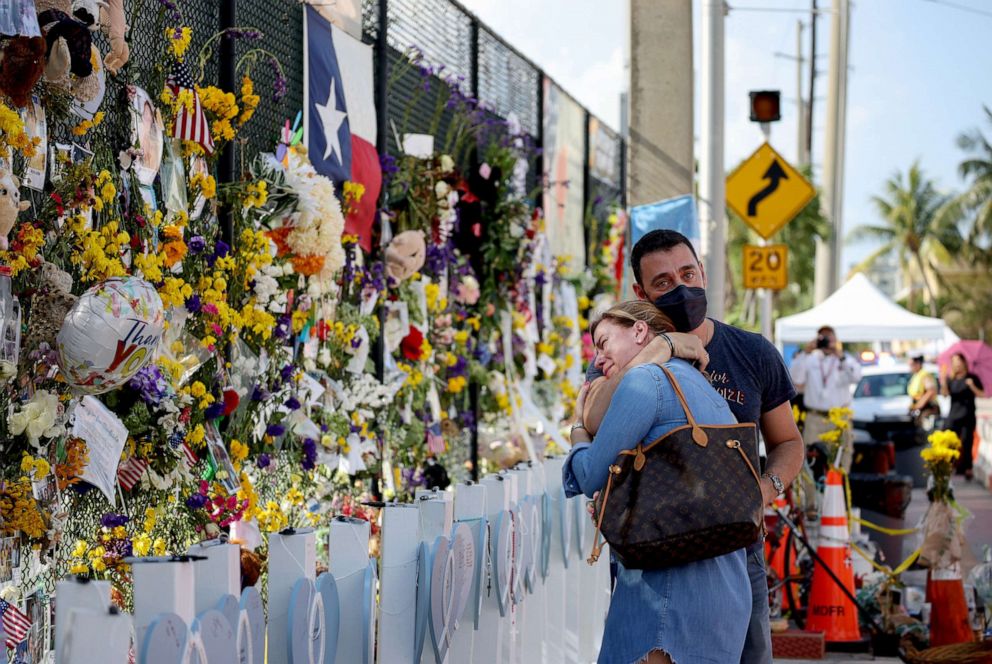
0, 168, 31, 250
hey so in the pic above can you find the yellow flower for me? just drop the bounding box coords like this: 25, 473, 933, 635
152, 538, 167, 556
166, 26, 193, 60
286, 487, 305, 506
133, 534, 151, 556
71, 540, 89, 558
70, 563, 90, 575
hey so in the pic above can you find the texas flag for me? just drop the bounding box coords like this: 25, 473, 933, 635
304, 5, 381, 252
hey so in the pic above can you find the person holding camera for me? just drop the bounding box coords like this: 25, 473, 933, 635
789, 326, 862, 471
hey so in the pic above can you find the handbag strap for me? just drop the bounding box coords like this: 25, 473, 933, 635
657, 364, 709, 447
587, 464, 621, 565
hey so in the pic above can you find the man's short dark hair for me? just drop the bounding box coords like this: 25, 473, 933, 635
817, 326, 836, 336
911, 355, 925, 365
630, 230, 700, 286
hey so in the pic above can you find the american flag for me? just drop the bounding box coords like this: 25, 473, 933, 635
117, 456, 149, 491
181, 442, 198, 468
0, 599, 31, 648
166, 59, 214, 155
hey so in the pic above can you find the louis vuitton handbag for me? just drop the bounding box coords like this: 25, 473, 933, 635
587, 365, 764, 570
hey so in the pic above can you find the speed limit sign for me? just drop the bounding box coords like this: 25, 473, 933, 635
743, 244, 787, 290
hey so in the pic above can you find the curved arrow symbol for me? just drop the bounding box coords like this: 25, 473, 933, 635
747, 159, 788, 216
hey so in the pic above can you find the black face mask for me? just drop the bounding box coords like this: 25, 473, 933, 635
653, 285, 708, 332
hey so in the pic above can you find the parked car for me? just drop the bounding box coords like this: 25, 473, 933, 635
852, 364, 948, 419
850, 364, 949, 488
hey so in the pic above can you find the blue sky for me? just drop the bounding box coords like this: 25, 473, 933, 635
460, 0, 992, 275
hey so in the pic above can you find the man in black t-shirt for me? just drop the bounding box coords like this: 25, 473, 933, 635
581, 230, 804, 664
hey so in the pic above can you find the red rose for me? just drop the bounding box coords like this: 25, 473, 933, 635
400, 325, 425, 361
222, 389, 240, 416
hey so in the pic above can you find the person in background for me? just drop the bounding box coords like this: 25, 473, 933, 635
789, 325, 862, 472
941, 352, 986, 481
908, 355, 940, 431
582, 229, 804, 664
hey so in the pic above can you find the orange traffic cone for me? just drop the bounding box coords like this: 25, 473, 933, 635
926, 564, 974, 647
805, 469, 861, 642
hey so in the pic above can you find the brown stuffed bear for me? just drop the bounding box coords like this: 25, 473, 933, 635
0, 37, 47, 108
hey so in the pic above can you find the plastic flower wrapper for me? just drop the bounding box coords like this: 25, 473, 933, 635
9, 389, 64, 447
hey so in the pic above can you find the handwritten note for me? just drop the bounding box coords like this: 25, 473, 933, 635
73, 396, 129, 504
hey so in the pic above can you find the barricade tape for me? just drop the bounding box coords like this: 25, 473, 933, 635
841, 469, 919, 536
838, 467, 922, 579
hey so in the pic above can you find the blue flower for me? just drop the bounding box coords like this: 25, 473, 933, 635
256, 453, 271, 469
204, 402, 226, 420
266, 423, 286, 437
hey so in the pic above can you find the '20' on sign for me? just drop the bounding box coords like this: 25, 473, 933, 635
743, 244, 788, 291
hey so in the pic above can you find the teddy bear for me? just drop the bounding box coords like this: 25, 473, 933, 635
21, 261, 77, 371
0, 168, 30, 251
384, 230, 427, 283
0, 37, 47, 108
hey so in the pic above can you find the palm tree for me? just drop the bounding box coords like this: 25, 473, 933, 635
955, 106, 992, 251
847, 162, 961, 317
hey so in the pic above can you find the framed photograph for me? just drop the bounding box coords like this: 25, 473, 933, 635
0, 536, 19, 582
20, 97, 47, 191
128, 86, 164, 186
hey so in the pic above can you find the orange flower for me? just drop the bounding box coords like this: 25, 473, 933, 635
266, 226, 292, 256
291, 254, 325, 276
162, 224, 183, 240
162, 240, 188, 267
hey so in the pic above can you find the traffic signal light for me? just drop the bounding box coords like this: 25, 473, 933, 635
749, 90, 781, 123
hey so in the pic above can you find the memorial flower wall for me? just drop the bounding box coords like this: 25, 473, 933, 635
0, 5, 606, 646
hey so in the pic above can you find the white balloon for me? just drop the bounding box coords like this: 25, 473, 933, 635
56, 277, 164, 395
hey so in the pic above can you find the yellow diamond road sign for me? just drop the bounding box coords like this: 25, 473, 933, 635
726, 143, 815, 239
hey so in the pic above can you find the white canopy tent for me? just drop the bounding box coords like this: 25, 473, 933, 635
775, 273, 947, 343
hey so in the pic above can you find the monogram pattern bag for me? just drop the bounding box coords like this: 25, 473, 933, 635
588, 365, 764, 570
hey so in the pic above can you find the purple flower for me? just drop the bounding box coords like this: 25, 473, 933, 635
301, 438, 317, 470
284, 396, 301, 411
188, 236, 206, 253
266, 423, 286, 437
129, 365, 168, 405
204, 402, 226, 420
274, 314, 291, 340
256, 453, 271, 469
186, 493, 208, 510
461, 408, 476, 430
208, 240, 231, 266
185, 294, 202, 314
280, 364, 295, 382
227, 28, 263, 41
101, 512, 129, 529
251, 385, 270, 402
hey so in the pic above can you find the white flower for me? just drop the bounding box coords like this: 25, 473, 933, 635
10, 390, 61, 446
434, 180, 451, 199
439, 154, 455, 173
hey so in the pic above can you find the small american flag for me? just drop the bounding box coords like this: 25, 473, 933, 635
0, 599, 31, 648
117, 456, 149, 491
181, 442, 198, 468
166, 59, 215, 155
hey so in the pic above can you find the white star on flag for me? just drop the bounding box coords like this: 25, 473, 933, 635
315, 77, 347, 162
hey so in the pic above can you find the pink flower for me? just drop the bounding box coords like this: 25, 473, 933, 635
455, 276, 480, 305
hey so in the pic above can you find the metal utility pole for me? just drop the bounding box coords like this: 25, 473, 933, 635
807, 0, 817, 162
699, 0, 726, 319
814, 0, 850, 303
796, 21, 809, 167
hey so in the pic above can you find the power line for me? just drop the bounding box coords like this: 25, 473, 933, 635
920, 0, 992, 19
727, 4, 833, 13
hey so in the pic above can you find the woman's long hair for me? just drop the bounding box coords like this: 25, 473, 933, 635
590, 300, 676, 339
